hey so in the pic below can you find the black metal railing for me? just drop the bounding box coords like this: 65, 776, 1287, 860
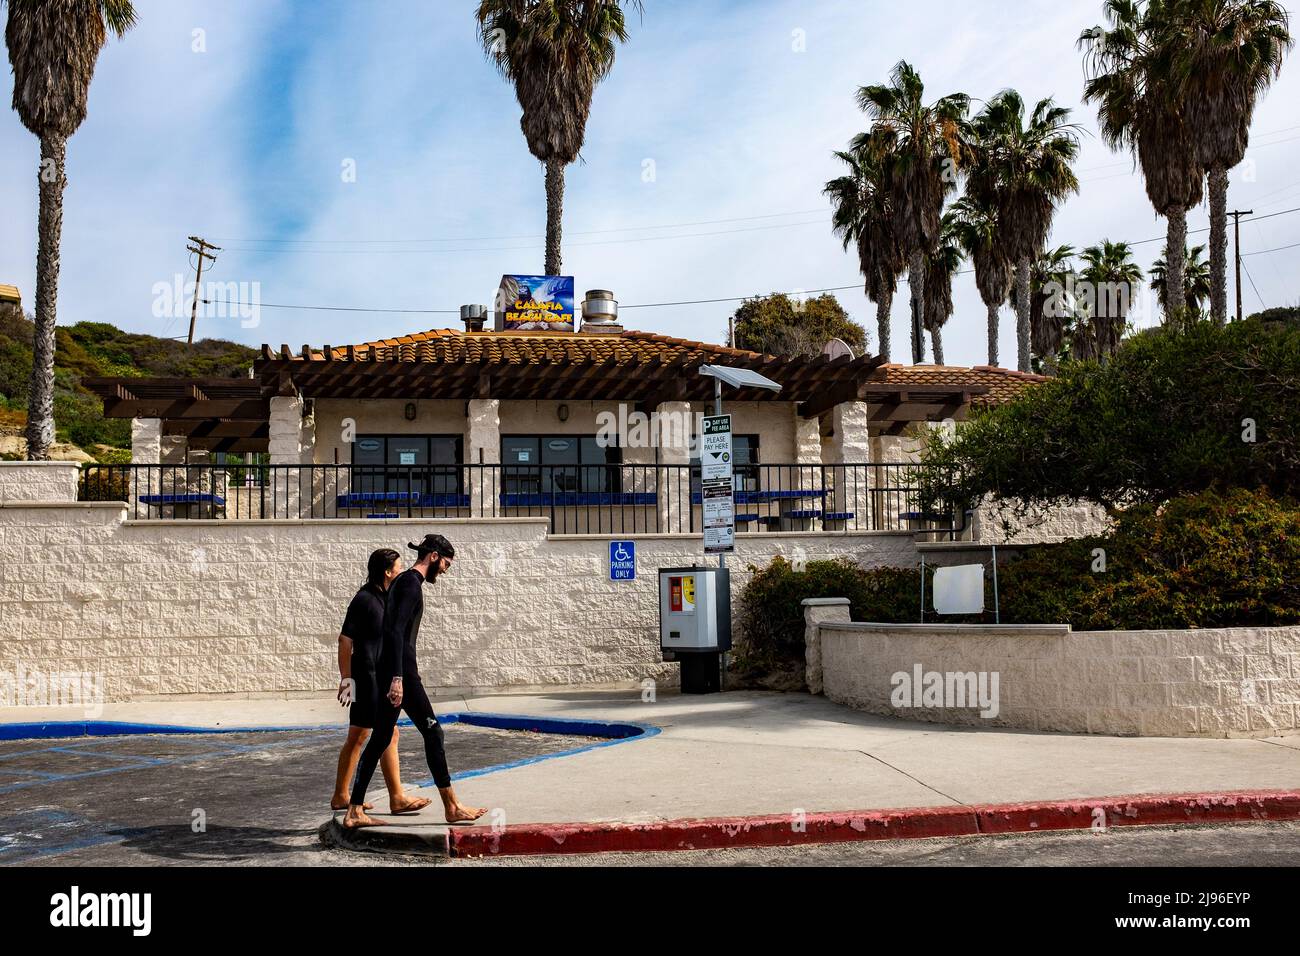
77, 462, 958, 535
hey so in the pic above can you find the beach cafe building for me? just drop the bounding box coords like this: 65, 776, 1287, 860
83, 292, 1043, 536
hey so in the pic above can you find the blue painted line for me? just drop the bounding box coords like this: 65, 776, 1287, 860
0, 711, 662, 795
415, 711, 661, 787
43, 746, 168, 766
0, 768, 63, 780
0, 809, 126, 864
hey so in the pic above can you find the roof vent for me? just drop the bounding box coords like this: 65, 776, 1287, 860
580, 290, 623, 334
460, 304, 488, 333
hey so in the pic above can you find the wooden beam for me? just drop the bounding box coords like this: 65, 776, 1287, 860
103, 398, 270, 421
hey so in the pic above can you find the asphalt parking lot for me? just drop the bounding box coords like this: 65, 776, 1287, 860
0, 724, 590, 866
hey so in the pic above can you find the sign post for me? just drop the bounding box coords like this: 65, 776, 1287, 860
701, 413, 735, 556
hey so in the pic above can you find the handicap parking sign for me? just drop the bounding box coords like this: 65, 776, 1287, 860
609, 540, 636, 581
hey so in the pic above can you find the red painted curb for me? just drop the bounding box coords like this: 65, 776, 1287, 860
448, 789, 1300, 858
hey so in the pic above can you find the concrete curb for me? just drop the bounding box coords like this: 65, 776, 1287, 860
446, 790, 1300, 858
320, 815, 450, 857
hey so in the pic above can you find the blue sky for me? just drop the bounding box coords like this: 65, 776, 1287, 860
2, 0, 1298, 367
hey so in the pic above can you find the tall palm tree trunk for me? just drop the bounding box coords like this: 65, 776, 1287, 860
25, 131, 67, 461
986, 301, 999, 366
544, 158, 565, 275
1014, 256, 1031, 372
930, 327, 944, 365
875, 287, 892, 362
1207, 166, 1229, 326
908, 249, 926, 364
1165, 204, 1188, 324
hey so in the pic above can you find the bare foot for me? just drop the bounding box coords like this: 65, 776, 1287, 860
332, 798, 373, 811
444, 803, 489, 824
389, 794, 433, 815
341, 806, 382, 829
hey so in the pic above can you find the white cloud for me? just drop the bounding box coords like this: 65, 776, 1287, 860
2, 0, 1297, 367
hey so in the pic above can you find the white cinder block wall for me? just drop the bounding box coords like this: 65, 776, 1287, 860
810, 618, 1300, 738
0, 464, 919, 702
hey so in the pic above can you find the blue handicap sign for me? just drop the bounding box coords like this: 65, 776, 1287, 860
609, 540, 636, 581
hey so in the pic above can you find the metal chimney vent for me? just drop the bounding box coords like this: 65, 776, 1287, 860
581, 290, 618, 327
460, 303, 488, 333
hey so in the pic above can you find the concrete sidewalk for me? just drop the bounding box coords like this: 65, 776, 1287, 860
6, 689, 1300, 847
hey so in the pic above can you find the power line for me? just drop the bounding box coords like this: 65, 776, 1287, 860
1240, 259, 1265, 309
1242, 239, 1300, 256
199, 207, 1300, 317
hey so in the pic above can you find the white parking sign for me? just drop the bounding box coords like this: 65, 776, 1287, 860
701, 415, 735, 554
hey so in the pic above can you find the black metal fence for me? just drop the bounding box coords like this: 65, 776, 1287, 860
78, 462, 954, 535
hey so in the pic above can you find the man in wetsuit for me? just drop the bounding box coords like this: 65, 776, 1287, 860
330, 548, 430, 814
343, 534, 487, 828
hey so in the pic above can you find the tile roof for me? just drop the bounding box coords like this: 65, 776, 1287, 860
872, 363, 1047, 407
0, 284, 20, 303
284, 328, 773, 365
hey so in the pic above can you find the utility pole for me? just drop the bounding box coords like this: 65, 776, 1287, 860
185, 236, 220, 345
1228, 210, 1252, 323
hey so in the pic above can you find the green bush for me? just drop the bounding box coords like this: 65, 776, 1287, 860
917, 319, 1300, 516
998, 487, 1300, 630
737, 489, 1300, 669
735, 558, 927, 671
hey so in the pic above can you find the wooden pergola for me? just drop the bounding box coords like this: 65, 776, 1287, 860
84, 377, 269, 455
85, 330, 989, 452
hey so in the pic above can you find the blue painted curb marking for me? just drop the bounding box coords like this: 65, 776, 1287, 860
0, 711, 661, 790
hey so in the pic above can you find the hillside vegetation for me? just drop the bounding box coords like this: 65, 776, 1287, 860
0, 309, 257, 459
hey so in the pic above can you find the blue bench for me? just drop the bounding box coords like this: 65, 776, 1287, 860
900, 511, 950, 523
337, 492, 471, 509
822, 512, 855, 521
365, 513, 399, 519
499, 492, 657, 507
140, 493, 226, 507
690, 488, 826, 506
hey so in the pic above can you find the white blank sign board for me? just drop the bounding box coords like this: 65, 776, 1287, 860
932, 564, 985, 615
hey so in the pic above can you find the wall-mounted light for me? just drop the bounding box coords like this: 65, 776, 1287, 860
557, 403, 570, 422
404, 402, 417, 421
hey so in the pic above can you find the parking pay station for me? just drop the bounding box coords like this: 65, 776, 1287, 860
658, 566, 731, 694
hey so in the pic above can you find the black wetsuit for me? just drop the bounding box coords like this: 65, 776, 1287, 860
340, 583, 386, 729
349, 566, 451, 805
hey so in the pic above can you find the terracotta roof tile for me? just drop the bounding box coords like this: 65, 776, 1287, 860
871, 363, 1046, 406
296, 328, 773, 366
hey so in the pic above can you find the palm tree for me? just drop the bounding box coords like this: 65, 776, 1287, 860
1081, 0, 1204, 323
1168, 0, 1292, 324
825, 142, 905, 361
1078, 239, 1143, 356
1152, 243, 1213, 320
950, 193, 1012, 366
856, 61, 970, 364
1029, 244, 1077, 372
922, 211, 963, 365
6, 0, 135, 461
968, 90, 1080, 372
477, 0, 641, 275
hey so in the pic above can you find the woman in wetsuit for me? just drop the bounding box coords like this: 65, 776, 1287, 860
343, 535, 486, 828
330, 548, 431, 815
